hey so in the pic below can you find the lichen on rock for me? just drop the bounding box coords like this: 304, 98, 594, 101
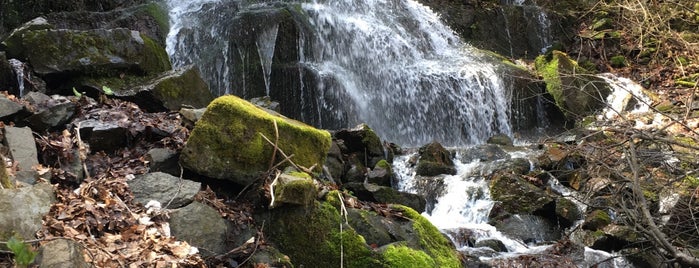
181, 95, 331, 185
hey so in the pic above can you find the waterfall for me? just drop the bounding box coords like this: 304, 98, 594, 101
166, 0, 514, 147
8, 59, 26, 97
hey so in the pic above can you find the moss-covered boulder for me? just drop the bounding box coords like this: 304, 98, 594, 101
489, 171, 554, 215
4, 27, 170, 75
181, 95, 332, 185
535, 51, 610, 121
343, 182, 426, 213
582, 209, 611, 231
416, 142, 456, 176
335, 123, 386, 168
368, 159, 393, 187
555, 197, 581, 228
391, 205, 461, 267
115, 65, 213, 111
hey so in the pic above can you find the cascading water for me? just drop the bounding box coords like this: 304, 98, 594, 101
166, 0, 513, 147
8, 59, 26, 97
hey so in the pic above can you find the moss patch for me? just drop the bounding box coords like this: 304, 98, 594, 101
181, 95, 332, 185
382, 244, 437, 267
391, 205, 461, 268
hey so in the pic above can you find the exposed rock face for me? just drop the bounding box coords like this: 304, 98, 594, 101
416, 142, 456, 176
181, 95, 332, 186
129, 172, 201, 209
0, 183, 55, 241
343, 182, 426, 213
24, 95, 76, 131
169, 201, 231, 257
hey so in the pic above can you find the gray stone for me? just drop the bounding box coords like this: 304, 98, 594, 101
22, 91, 51, 105
145, 148, 180, 176
35, 239, 91, 268
25, 97, 76, 131
0, 183, 55, 241
179, 107, 206, 129
367, 161, 392, 187
0, 95, 23, 120
77, 120, 128, 153
416, 142, 456, 176
495, 214, 560, 244
169, 201, 230, 257
129, 172, 200, 209
4, 126, 39, 176
487, 134, 513, 146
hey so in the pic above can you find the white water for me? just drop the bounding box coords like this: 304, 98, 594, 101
8, 59, 26, 97
256, 24, 279, 96
394, 149, 631, 267
597, 73, 652, 120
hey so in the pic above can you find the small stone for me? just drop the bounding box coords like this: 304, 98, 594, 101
129, 172, 200, 209
169, 201, 230, 257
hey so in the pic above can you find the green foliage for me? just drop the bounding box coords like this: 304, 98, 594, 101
7, 236, 37, 267
72, 87, 82, 97
610, 55, 627, 68
101, 85, 114, 95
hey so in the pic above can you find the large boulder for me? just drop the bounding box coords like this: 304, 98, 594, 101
0, 183, 55, 242
535, 51, 611, 120
181, 95, 332, 185
3, 27, 170, 75
489, 171, 554, 215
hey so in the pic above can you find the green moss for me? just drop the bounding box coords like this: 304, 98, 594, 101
382, 244, 437, 268
268, 201, 383, 268
391, 205, 461, 268
274, 177, 317, 206
143, 2, 170, 37
325, 190, 343, 209
287, 171, 312, 179
182, 95, 332, 183
535, 53, 564, 109
374, 159, 391, 170
140, 33, 171, 75
610, 55, 627, 68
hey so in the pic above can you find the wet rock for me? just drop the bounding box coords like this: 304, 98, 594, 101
77, 119, 128, 153
475, 239, 508, 252
169, 201, 231, 257
413, 176, 447, 213
117, 65, 213, 112
367, 159, 393, 187
343, 182, 426, 213
129, 172, 200, 209
271, 173, 317, 207
0, 183, 55, 241
442, 228, 476, 248
334, 123, 386, 167
249, 96, 280, 113
343, 154, 367, 184
346, 207, 398, 247
416, 142, 456, 176
489, 171, 553, 215
181, 95, 331, 186
35, 239, 90, 268
145, 148, 179, 176
3, 126, 40, 184
0, 95, 24, 120
486, 134, 513, 146
323, 141, 345, 182
495, 214, 561, 244
24, 95, 76, 131
458, 144, 509, 163
584, 224, 638, 252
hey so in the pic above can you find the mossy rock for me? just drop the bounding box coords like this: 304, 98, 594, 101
123, 65, 214, 111
181, 95, 332, 185
381, 243, 437, 267
555, 197, 581, 228
489, 171, 554, 215
416, 142, 456, 176
582, 209, 611, 231
264, 201, 383, 268
334, 123, 386, 167
390, 205, 461, 268
10, 28, 170, 75
535, 50, 610, 120
271, 173, 317, 207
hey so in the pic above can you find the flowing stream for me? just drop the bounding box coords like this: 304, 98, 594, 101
165, 0, 634, 266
